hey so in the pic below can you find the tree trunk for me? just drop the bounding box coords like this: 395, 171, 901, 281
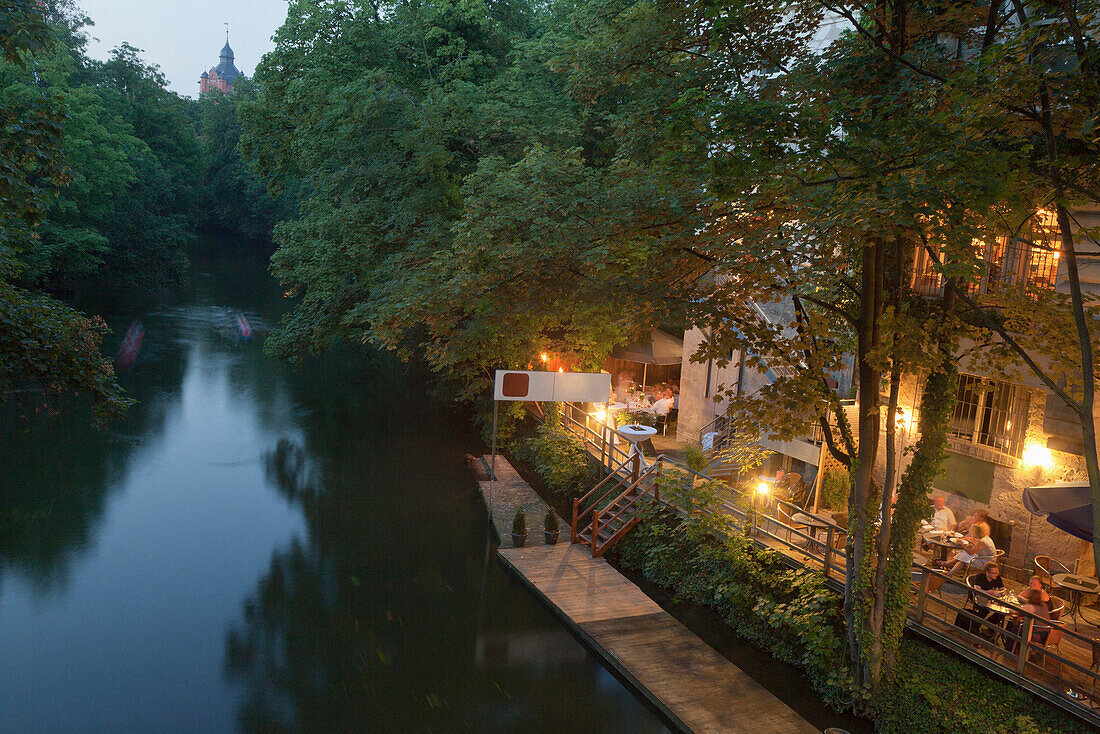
847, 237, 884, 694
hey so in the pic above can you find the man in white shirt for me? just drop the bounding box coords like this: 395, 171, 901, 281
931, 495, 957, 531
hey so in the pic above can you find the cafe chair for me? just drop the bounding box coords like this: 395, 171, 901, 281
1034, 554, 1071, 595
777, 502, 809, 545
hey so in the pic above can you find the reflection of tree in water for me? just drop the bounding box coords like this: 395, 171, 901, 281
0, 337, 186, 593
263, 438, 324, 502
231, 428, 670, 733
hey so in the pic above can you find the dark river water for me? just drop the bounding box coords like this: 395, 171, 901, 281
0, 238, 669, 733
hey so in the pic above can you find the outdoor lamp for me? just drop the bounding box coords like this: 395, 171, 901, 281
541, 353, 548, 362
1022, 442, 1054, 471
595, 408, 606, 423
756, 482, 770, 495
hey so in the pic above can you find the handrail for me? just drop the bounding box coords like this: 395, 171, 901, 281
698, 412, 732, 444
596, 472, 655, 531
566, 408, 1097, 724
945, 568, 1097, 649
576, 455, 634, 508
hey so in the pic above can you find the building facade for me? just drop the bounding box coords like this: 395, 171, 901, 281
676, 205, 1100, 578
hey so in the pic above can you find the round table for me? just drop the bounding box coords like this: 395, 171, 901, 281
1053, 573, 1100, 629
792, 512, 831, 547
923, 532, 966, 563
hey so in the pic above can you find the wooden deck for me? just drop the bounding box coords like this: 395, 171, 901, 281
498, 543, 818, 734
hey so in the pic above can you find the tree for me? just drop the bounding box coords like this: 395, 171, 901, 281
198, 80, 282, 239
0, 0, 129, 422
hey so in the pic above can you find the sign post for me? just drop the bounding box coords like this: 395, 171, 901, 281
488, 370, 611, 529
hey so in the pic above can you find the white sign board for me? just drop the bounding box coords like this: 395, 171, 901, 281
494, 370, 611, 402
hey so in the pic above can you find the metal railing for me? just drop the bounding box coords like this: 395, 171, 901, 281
543, 404, 1100, 725
600, 460, 1099, 725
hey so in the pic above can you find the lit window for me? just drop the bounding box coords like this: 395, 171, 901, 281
949, 374, 1030, 458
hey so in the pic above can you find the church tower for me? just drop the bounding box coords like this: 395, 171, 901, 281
199, 29, 241, 94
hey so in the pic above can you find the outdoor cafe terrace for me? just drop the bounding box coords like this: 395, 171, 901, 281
551, 401, 1100, 729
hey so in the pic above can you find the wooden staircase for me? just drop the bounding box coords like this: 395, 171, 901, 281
572, 455, 660, 557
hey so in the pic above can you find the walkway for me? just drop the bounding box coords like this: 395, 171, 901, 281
477, 454, 555, 546
475, 456, 817, 734
499, 544, 817, 734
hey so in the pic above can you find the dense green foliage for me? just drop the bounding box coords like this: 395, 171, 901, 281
0, 0, 127, 421
197, 81, 284, 239
241, 0, 712, 391
511, 407, 599, 498
7, 6, 202, 288
820, 467, 849, 512
0, 1, 281, 421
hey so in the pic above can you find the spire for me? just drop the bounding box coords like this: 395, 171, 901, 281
220, 22, 233, 61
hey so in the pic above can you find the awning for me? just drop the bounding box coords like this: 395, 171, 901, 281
1022, 482, 1093, 543
610, 329, 684, 365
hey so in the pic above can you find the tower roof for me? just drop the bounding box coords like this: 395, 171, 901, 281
213, 32, 240, 83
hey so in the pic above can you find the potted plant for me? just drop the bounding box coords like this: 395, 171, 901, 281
544, 509, 561, 545
511, 508, 528, 548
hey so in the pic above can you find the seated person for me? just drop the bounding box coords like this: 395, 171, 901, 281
652, 392, 674, 417
1006, 589, 1052, 650
946, 524, 996, 576
963, 563, 1007, 634
1017, 576, 1052, 609
956, 508, 989, 536
930, 494, 957, 531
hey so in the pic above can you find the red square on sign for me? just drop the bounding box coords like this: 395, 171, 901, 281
501, 372, 529, 398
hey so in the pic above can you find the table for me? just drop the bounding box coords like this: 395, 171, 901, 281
923, 532, 966, 563
1053, 573, 1100, 629
963, 578, 1017, 640
792, 512, 831, 547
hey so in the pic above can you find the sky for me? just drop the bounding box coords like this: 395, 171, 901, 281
77, 0, 290, 97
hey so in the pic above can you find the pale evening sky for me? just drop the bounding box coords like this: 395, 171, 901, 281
77, 0, 290, 97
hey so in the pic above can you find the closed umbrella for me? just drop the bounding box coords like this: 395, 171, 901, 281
1022, 482, 1093, 543
611, 329, 684, 388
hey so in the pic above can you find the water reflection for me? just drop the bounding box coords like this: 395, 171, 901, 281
0, 237, 669, 733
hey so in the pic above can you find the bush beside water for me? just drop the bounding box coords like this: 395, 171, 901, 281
512, 419, 601, 499
615, 508, 1083, 734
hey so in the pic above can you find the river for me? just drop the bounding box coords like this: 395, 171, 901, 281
0, 237, 670, 733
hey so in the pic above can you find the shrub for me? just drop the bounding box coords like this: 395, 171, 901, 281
821, 466, 849, 511
544, 509, 559, 533
512, 508, 527, 535
683, 444, 709, 473
513, 421, 599, 498
877, 639, 1083, 734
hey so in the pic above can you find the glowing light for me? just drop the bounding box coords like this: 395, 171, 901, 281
756, 482, 770, 495
558, 367, 564, 373
595, 409, 606, 422
541, 353, 548, 362
1022, 442, 1054, 470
